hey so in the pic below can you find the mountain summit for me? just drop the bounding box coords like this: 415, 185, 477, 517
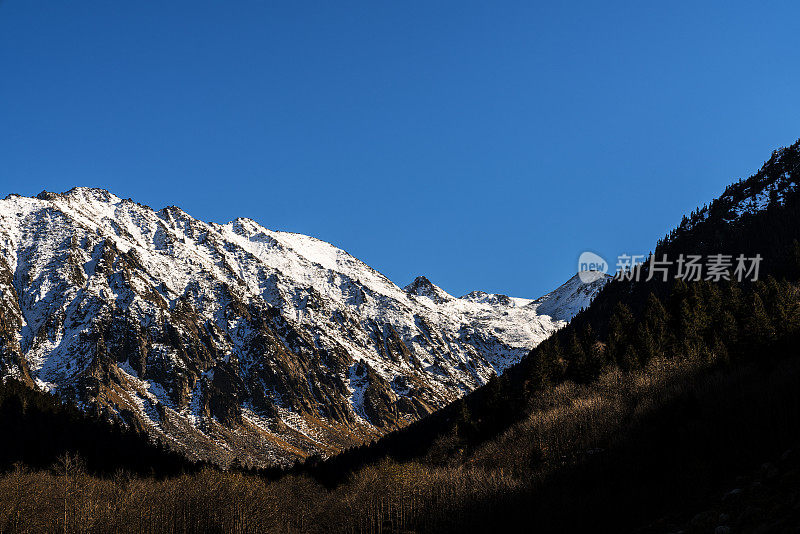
403, 276, 454, 304
533, 271, 610, 322
0, 188, 606, 465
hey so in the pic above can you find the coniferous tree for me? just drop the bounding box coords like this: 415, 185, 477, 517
722, 279, 743, 317
607, 303, 635, 370
643, 292, 670, 359
791, 239, 800, 278
719, 310, 739, 352
764, 277, 800, 339
549, 335, 567, 379
526, 341, 552, 392
454, 399, 476, 440
637, 323, 657, 364
676, 300, 698, 359
567, 330, 591, 382
746, 293, 777, 347
710, 333, 730, 364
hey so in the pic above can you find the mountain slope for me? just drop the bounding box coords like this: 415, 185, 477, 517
0, 188, 606, 465
302, 138, 800, 484
531, 270, 608, 322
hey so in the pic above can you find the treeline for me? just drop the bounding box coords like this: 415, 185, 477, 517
0, 378, 199, 477
527, 275, 800, 389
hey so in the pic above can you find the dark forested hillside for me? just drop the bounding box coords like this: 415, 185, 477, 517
304, 139, 800, 485
0, 378, 199, 477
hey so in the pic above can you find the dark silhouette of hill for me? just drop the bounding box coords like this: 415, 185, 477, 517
300, 139, 800, 490
0, 378, 200, 477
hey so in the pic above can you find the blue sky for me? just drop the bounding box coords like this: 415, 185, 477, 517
1, 1, 799, 298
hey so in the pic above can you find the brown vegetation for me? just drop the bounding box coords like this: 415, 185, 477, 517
3, 349, 799, 533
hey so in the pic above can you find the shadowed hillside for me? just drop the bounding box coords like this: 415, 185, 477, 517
0, 378, 199, 477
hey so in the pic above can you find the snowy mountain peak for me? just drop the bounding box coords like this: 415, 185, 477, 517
461, 290, 517, 307
0, 187, 604, 466
573, 269, 608, 285
404, 276, 454, 304
532, 271, 610, 321
37, 186, 121, 204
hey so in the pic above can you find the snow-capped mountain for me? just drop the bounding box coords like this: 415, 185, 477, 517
533, 270, 608, 322
0, 188, 608, 466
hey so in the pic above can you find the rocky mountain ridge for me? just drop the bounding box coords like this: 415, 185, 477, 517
0, 188, 608, 465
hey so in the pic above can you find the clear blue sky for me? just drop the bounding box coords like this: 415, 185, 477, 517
1, 1, 799, 298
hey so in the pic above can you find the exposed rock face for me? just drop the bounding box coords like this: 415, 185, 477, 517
0, 188, 608, 466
